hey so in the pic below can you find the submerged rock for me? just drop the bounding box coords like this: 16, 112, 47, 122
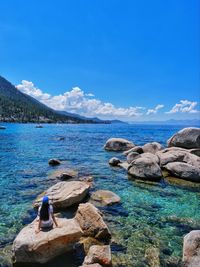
12, 218, 82, 264
183, 230, 200, 267
128, 157, 162, 181
142, 142, 163, 154
108, 157, 121, 166
164, 162, 200, 182
34, 181, 90, 209
91, 190, 120, 206
75, 203, 111, 240
48, 158, 61, 166
104, 138, 134, 151
83, 245, 112, 267
145, 247, 160, 267
168, 127, 200, 149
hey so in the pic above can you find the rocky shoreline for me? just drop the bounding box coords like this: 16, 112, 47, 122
11, 127, 200, 267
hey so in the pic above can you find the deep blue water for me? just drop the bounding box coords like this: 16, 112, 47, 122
0, 123, 200, 266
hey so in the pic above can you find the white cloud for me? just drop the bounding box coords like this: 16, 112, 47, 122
146, 104, 164, 115
16, 80, 144, 118
166, 100, 199, 114
16, 80, 50, 101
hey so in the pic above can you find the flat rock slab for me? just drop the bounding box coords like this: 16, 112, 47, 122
34, 181, 90, 209
83, 245, 112, 267
12, 218, 83, 264
75, 203, 111, 240
91, 190, 120, 206
104, 138, 134, 151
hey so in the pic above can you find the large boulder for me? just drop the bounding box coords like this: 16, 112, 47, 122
75, 203, 111, 240
91, 190, 120, 206
12, 218, 82, 264
183, 230, 200, 267
156, 147, 200, 168
164, 162, 200, 182
83, 245, 112, 267
168, 127, 200, 149
128, 157, 163, 181
34, 181, 90, 209
142, 142, 163, 154
104, 138, 134, 151
127, 152, 159, 165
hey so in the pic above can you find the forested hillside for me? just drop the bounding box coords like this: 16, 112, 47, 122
0, 76, 96, 123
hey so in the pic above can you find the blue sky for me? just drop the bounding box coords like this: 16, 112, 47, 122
0, 0, 199, 121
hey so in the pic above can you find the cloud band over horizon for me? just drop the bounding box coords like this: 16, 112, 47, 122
16, 80, 199, 121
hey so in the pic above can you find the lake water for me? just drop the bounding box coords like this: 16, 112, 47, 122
0, 123, 200, 267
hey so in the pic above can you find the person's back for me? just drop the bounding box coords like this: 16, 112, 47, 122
36, 196, 59, 233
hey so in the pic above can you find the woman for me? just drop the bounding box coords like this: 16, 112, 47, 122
36, 196, 59, 233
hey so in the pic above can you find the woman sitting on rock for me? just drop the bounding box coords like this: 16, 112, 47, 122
35, 196, 59, 233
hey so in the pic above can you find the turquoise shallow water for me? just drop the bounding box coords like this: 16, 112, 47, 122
0, 123, 200, 267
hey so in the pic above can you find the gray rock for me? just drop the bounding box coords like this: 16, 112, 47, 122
140, 152, 160, 164
156, 147, 200, 168
104, 138, 134, 151
189, 148, 200, 157
75, 203, 111, 240
91, 190, 120, 206
123, 146, 143, 156
142, 142, 163, 154
12, 218, 82, 264
59, 169, 78, 180
128, 157, 163, 181
164, 162, 200, 182
145, 247, 160, 267
83, 245, 112, 267
108, 157, 121, 166
183, 230, 200, 267
48, 158, 61, 166
127, 152, 140, 163
168, 127, 200, 149
34, 181, 90, 209
118, 161, 130, 170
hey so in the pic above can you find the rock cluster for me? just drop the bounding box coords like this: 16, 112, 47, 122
106, 127, 200, 183
13, 177, 113, 265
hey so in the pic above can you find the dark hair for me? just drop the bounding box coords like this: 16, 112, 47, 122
39, 203, 49, 221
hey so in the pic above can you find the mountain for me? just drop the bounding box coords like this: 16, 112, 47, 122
129, 119, 200, 126
0, 76, 102, 123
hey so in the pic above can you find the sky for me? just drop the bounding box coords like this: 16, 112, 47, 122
0, 0, 199, 121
